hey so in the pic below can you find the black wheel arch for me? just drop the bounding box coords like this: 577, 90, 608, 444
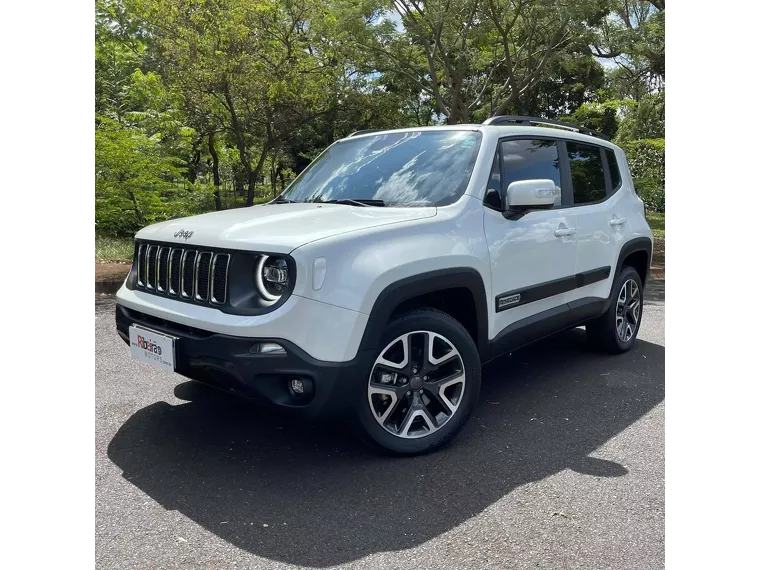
615, 237, 653, 287
357, 268, 490, 360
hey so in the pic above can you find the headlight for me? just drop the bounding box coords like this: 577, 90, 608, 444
255, 255, 290, 304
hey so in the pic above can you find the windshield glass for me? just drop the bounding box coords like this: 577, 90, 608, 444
280, 130, 482, 207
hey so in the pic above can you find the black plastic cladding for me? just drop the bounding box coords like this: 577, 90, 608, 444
126, 239, 296, 316
357, 268, 490, 360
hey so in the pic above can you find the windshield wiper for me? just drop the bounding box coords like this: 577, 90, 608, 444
325, 198, 385, 207
271, 195, 296, 204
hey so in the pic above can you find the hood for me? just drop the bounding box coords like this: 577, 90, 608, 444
135, 202, 437, 253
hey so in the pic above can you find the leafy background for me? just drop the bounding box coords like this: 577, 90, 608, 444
95, 0, 665, 238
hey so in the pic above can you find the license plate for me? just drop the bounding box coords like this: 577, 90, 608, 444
129, 325, 176, 372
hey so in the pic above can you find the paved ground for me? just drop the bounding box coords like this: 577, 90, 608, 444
96, 280, 664, 569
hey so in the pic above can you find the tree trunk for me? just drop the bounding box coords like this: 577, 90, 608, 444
223, 88, 257, 207
126, 189, 145, 225
208, 131, 222, 211
446, 101, 469, 124
246, 145, 270, 207
188, 141, 201, 184
275, 164, 284, 193
492, 89, 520, 118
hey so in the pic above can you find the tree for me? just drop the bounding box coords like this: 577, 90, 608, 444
562, 99, 628, 139
592, 0, 664, 99
340, 0, 609, 123
129, 0, 357, 205
95, 0, 665, 235
95, 117, 183, 235
96, 0, 150, 122
615, 91, 664, 141
505, 50, 606, 119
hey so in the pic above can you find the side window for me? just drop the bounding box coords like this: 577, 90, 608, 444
566, 142, 606, 204
500, 139, 562, 207
605, 148, 621, 190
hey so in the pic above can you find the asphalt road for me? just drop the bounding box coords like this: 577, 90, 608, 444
96, 279, 664, 570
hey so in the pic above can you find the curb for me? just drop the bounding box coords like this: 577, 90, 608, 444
96, 278, 126, 295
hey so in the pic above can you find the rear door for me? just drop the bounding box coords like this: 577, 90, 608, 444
563, 142, 629, 304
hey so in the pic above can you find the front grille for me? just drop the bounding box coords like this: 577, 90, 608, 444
181, 250, 197, 298
133, 241, 231, 307
168, 249, 182, 294
211, 254, 230, 303
157, 247, 170, 292
146, 246, 158, 289
136, 243, 147, 286
195, 252, 213, 302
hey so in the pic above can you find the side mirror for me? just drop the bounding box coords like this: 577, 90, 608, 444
506, 179, 558, 209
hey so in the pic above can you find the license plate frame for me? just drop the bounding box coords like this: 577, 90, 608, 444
128, 325, 177, 372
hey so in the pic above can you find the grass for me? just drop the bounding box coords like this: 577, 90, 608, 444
646, 212, 665, 239
96, 235, 134, 262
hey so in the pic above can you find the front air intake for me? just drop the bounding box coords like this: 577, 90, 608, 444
132, 242, 232, 308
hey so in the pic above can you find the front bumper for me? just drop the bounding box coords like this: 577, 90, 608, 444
115, 284, 370, 362
116, 303, 374, 419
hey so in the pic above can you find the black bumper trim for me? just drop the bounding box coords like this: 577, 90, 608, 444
115, 303, 373, 419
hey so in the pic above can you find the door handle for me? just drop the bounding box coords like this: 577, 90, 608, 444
610, 217, 628, 226
554, 227, 577, 237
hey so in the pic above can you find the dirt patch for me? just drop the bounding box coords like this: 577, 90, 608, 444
96, 262, 131, 282
650, 237, 665, 281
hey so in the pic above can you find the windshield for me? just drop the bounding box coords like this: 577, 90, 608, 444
280, 130, 482, 207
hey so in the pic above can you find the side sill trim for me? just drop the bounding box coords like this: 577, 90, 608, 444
495, 266, 610, 312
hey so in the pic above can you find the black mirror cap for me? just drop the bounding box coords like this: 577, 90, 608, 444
484, 188, 502, 211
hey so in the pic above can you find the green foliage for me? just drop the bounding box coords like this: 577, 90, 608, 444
344, 0, 612, 123
95, 0, 665, 236
563, 100, 632, 139
512, 53, 607, 119
95, 117, 214, 235
593, 1, 664, 99
615, 92, 665, 141
126, 0, 385, 205
619, 138, 665, 212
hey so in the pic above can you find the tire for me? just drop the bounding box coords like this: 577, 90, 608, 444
586, 265, 643, 354
355, 307, 481, 455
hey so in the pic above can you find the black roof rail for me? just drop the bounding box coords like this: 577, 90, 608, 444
347, 129, 385, 137
482, 115, 610, 141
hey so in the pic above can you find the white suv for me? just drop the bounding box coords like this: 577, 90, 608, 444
115, 116, 653, 455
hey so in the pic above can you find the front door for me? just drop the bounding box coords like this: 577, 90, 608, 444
483, 138, 578, 344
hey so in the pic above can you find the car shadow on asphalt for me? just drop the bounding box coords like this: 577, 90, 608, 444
107, 329, 664, 567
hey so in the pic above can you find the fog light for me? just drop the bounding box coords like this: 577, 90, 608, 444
250, 342, 286, 355
291, 378, 305, 394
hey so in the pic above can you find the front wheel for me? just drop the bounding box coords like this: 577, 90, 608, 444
355, 308, 481, 455
586, 265, 644, 353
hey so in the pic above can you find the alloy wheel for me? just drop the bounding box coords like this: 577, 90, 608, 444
367, 330, 466, 439
616, 278, 641, 342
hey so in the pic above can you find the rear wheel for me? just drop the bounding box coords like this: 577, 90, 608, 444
356, 308, 481, 455
586, 265, 643, 353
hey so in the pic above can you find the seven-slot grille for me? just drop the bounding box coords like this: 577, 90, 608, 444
135, 242, 230, 305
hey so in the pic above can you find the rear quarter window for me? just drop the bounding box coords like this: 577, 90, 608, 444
605, 148, 622, 189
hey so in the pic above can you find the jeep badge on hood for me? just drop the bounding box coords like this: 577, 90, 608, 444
174, 229, 194, 240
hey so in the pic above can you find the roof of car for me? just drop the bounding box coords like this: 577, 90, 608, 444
344, 122, 620, 150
